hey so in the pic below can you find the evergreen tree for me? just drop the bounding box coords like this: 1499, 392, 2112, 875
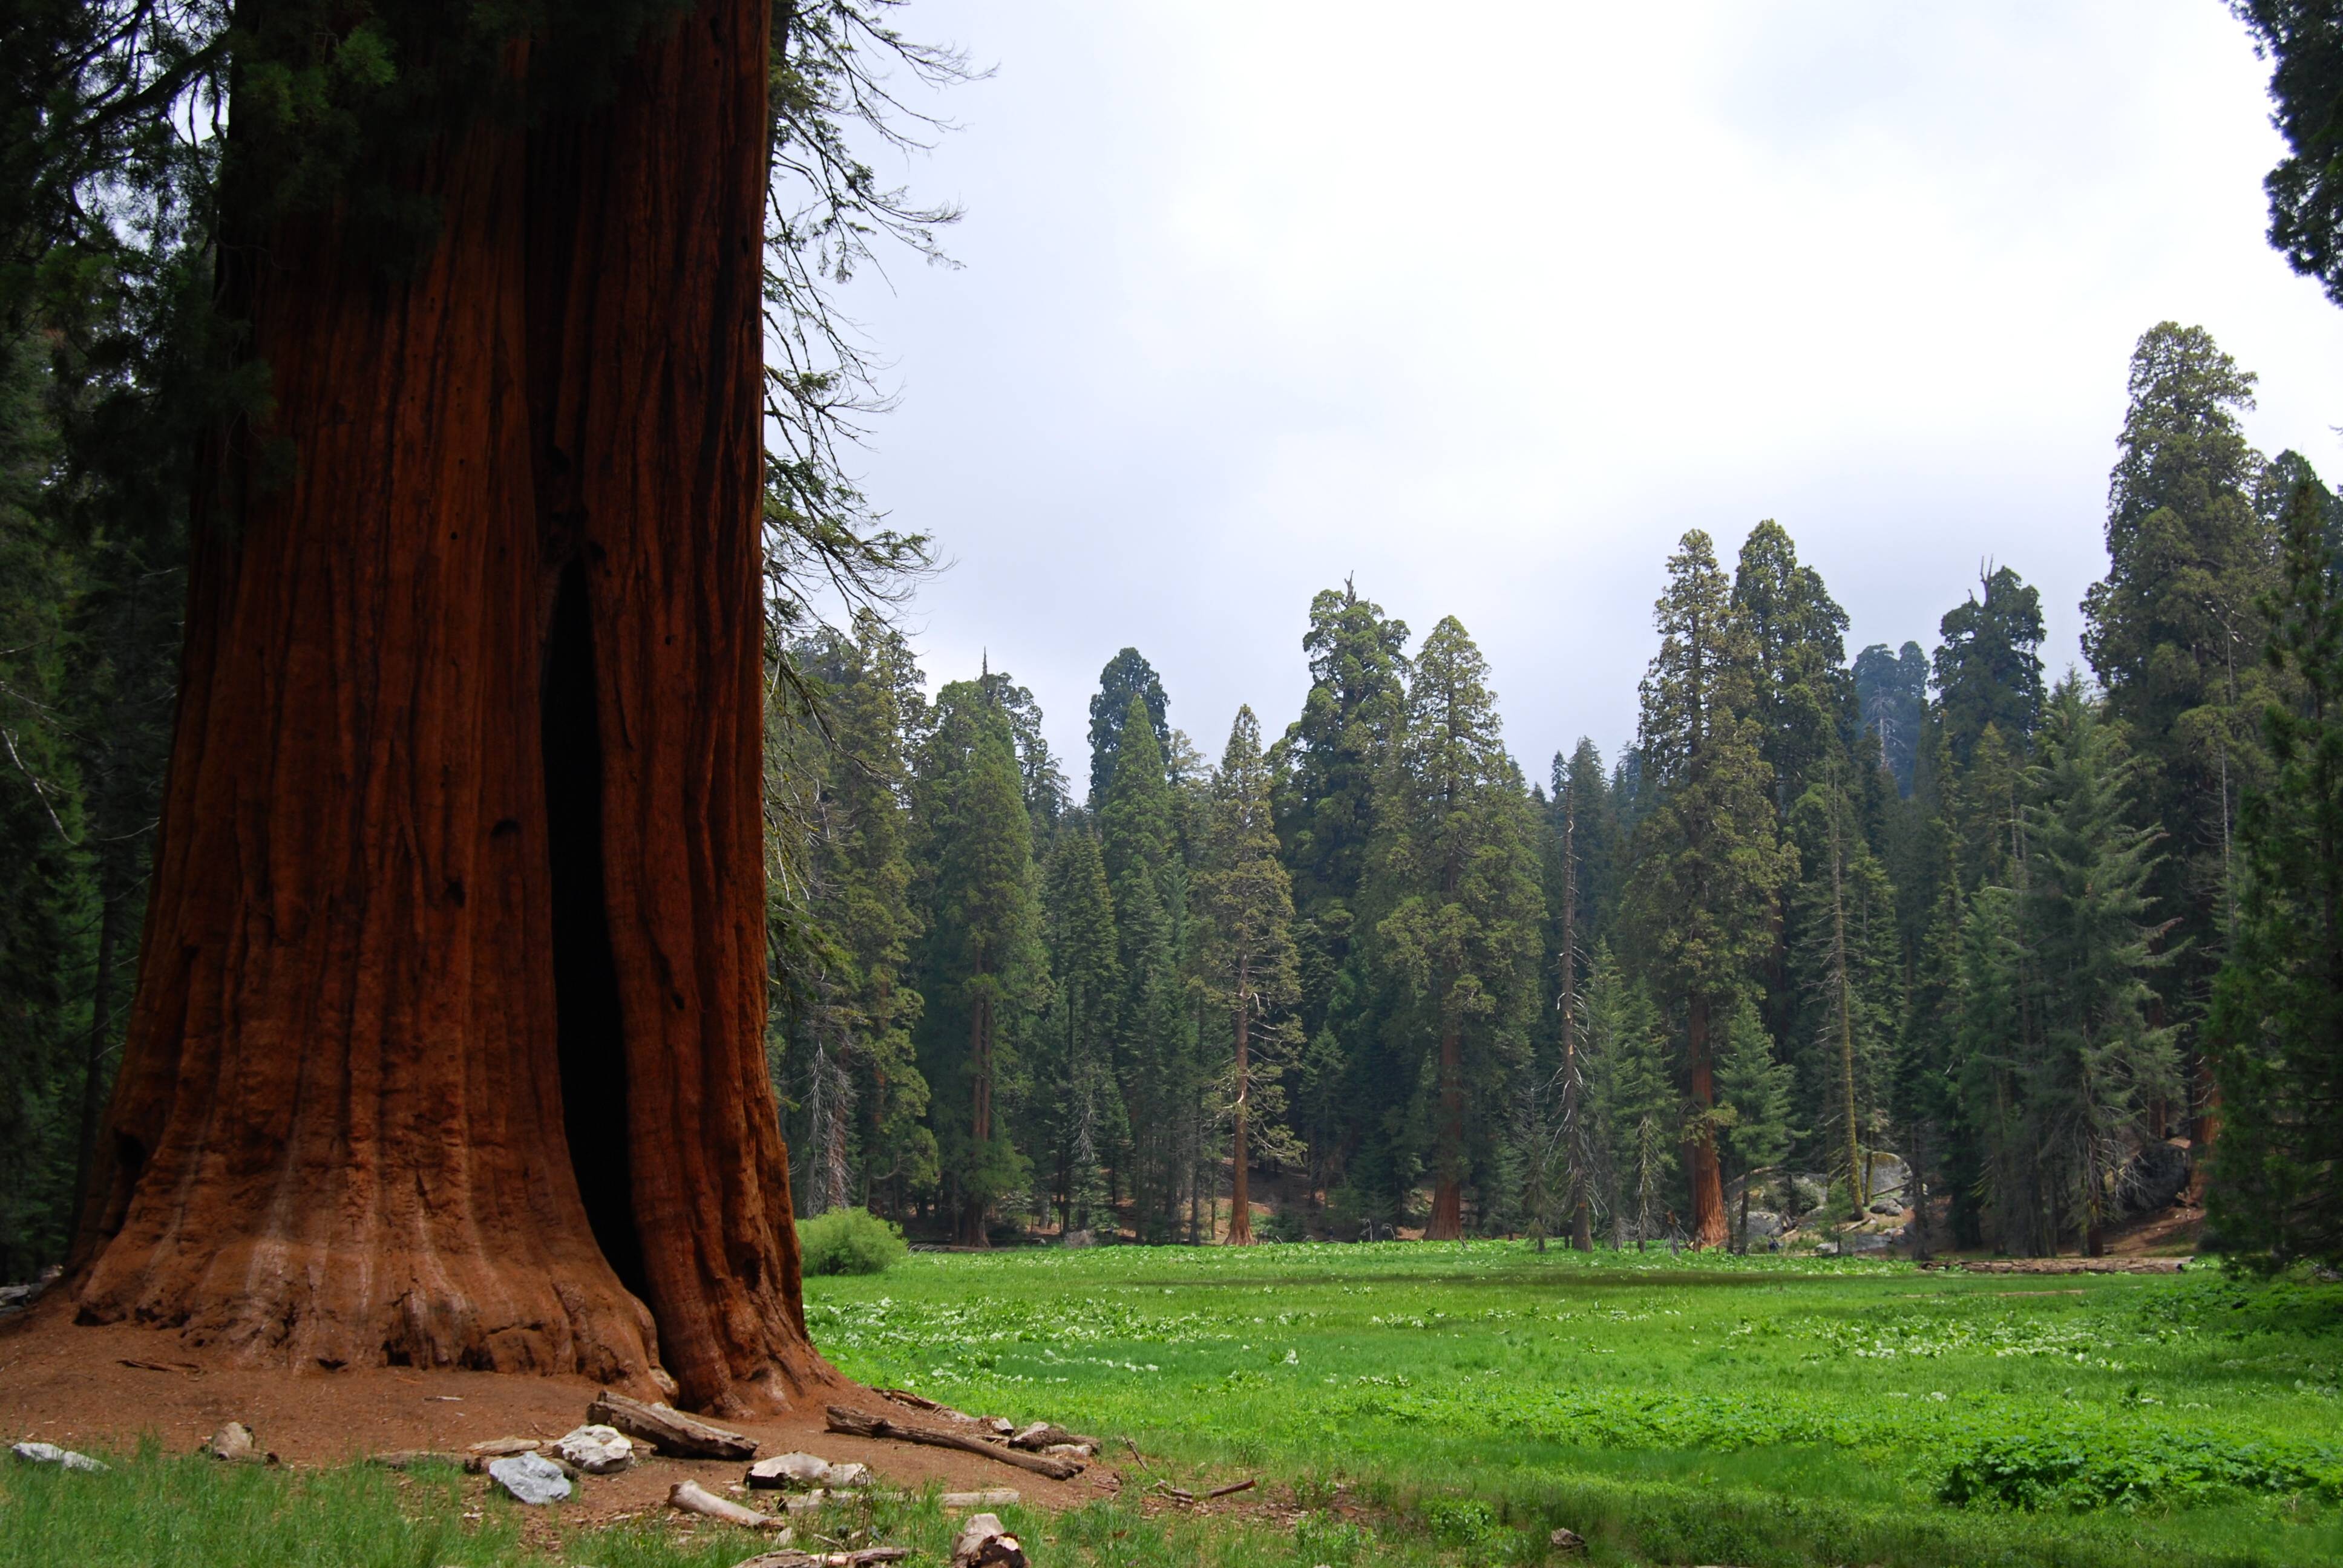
1271, 581, 1411, 1202
1097, 690, 1196, 1239
1547, 739, 1620, 1250
1784, 763, 1902, 1209
1039, 818, 1124, 1235
2083, 323, 2275, 1143
1854, 641, 1928, 795
1954, 682, 2175, 1255
805, 615, 933, 1218
1579, 942, 1677, 1249
1625, 530, 1791, 1247
1087, 648, 1171, 808
1935, 567, 2047, 767
2207, 477, 2343, 1266
914, 679, 1049, 1245
1373, 618, 1545, 1238
1734, 520, 1855, 814
1715, 995, 1796, 1249
1193, 707, 1302, 1244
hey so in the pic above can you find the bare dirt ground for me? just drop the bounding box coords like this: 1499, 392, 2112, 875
0, 1293, 1106, 1525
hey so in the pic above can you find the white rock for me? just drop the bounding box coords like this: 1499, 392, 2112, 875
747, 1451, 833, 1488
488, 1451, 572, 1505
822, 1460, 871, 1488
10, 1441, 107, 1473
555, 1424, 634, 1474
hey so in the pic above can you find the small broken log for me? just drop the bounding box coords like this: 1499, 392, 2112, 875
593, 1390, 758, 1460
1152, 1480, 1196, 1504
940, 1489, 1021, 1509
824, 1406, 1082, 1480
668, 1478, 788, 1530
119, 1357, 202, 1374
467, 1436, 542, 1457
1008, 1422, 1099, 1451
732, 1550, 910, 1568
1205, 1477, 1256, 1498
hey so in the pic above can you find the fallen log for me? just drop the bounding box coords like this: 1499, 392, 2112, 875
668, 1478, 788, 1530
824, 1406, 1083, 1480
733, 1552, 910, 1568
1205, 1477, 1256, 1498
591, 1390, 759, 1460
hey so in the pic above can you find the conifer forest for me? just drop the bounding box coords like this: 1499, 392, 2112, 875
758, 318, 2343, 1269
8, 0, 2343, 1365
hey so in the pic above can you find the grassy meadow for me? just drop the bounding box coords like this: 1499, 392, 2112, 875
5, 1243, 2340, 1567
803, 1242, 2343, 1567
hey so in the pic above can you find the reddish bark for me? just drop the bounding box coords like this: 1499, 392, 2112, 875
70, 0, 834, 1417
1684, 995, 1728, 1250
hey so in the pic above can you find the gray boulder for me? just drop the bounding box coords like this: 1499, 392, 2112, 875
1738, 1209, 1783, 1239
488, 1451, 572, 1505
1865, 1152, 1912, 1202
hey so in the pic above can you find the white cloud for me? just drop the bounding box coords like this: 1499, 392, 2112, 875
836, 1, 2343, 782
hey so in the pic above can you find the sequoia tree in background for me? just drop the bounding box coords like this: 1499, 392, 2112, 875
1625, 531, 1788, 1248
68, 0, 831, 1414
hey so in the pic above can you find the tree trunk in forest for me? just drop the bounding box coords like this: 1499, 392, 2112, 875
68, 0, 836, 1418
1227, 957, 1253, 1245
1426, 958, 1466, 1240
1684, 995, 1727, 1249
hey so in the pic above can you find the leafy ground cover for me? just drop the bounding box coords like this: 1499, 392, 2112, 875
5, 1244, 2339, 1566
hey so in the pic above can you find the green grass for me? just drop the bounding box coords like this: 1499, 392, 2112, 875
5, 1246, 2339, 1566
800, 1241, 2343, 1566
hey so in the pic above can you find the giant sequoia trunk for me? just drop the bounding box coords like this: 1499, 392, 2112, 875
1685, 995, 1728, 1249
67, 0, 837, 1417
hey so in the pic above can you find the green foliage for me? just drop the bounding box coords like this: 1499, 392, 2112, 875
796, 1205, 908, 1275
1855, 640, 1929, 795
2237, 1, 2343, 310
1087, 648, 1172, 808
2083, 321, 2275, 1091
1938, 1427, 2342, 1512
2208, 475, 2343, 1267
1935, 567, 2047, 766
913, 679, 1048, 1240
804, 1244, 2343, 1564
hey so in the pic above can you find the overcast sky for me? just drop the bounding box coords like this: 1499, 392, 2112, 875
830, 1, 2343, 790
